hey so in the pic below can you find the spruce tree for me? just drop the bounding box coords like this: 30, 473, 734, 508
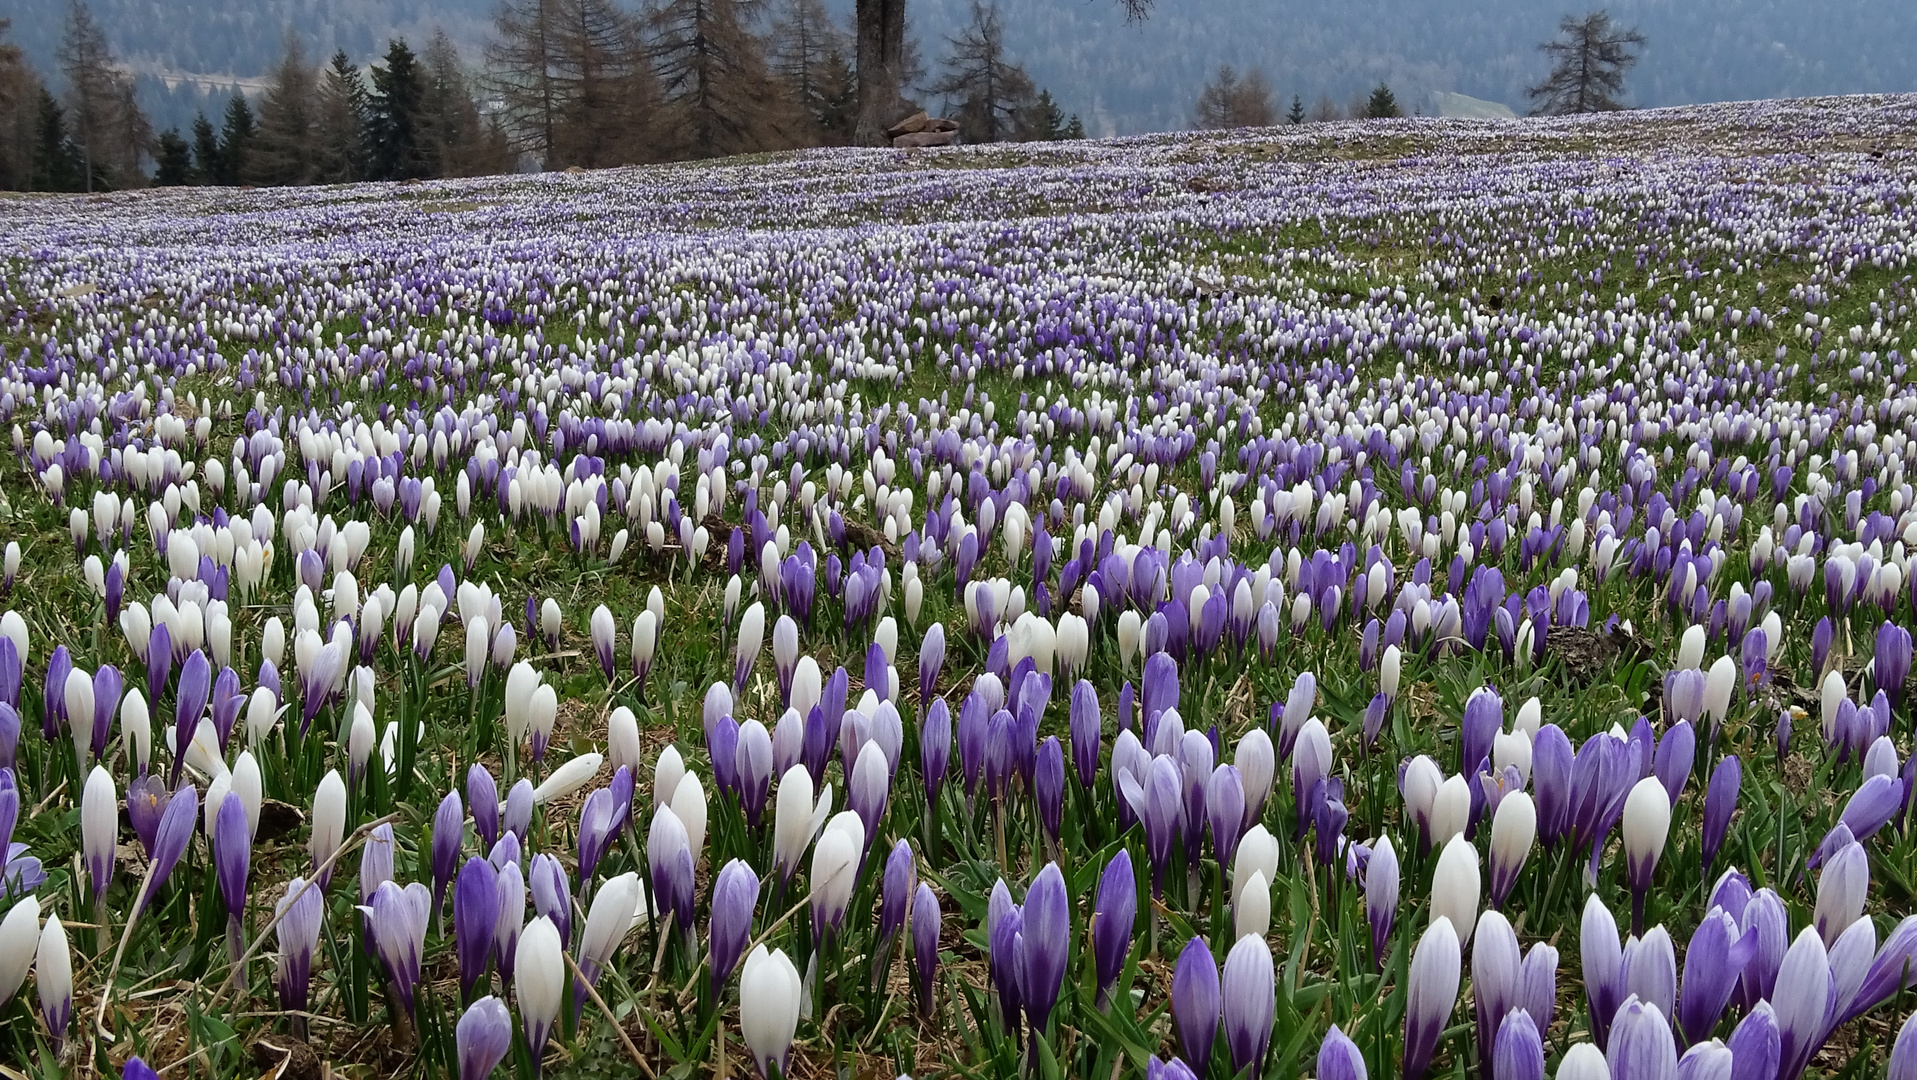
153, 128, 191, 185
367, 39, 425, 180
216, 93, 255, 184
1287, 94, 1305, 124
314, 52, 367, 183
190, 111, 220, 183
33, 87, 82, 191
1364, 83, 1401, 119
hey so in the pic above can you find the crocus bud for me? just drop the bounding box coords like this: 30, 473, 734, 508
515, 916, 565, 1061
1623, 777, 1671, 932
709, 859, 759, 991
1366, 835, 1399, 968
912, 882, 940, 1016
1172, 935, 1220, 1073
1431, 835, 1480, 946
1607, 996, 1677, 1078
81, 766, 115, 901
1488, 791, 1535, 910
1403, 917, 1461, 1080
1318, 1024, 1366, 1080
741, 944, 802, 1079
1220, 933, 1274, 1077
0, 895, 39, 1008
36, 913, 71, 1055
310, 770, 346, 889
455, 857, 500, 1000
591, 605, 616, 681
273, 877, 322, 1018
455, 995, 513, 1080
1702, 755, 1741, 873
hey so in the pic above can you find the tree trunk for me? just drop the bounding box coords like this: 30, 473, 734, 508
854, 0, 905, 146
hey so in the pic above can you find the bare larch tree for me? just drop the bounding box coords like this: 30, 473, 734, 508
855, 0, 1148, 146
58, 0, 149, 190
1528, 10, 1646, 116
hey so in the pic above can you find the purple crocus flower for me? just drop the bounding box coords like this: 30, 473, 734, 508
1221, 933, 1275, 1076
172, 649, 210, 784
1702, 755, 1741, 873
1584, 894, 1626, 1049
1318, 1025, 1367, 1080
455, 995, 513, 1080
1876, 622, 1912, 709
144, 625, 171, 705
1653, 721, 1695, 807
135, 782, 197, 918
1838, 772, 1905, 843
272, 877, 323, 1019
1069, 679, 1100, 789
529, 854, 572, 951
987, 880, 1023, 1031
468, 765, 500, 850
709, 859, 758, 991
360, 880, 432, 1017
920, 697, 951, 810
879, 840, 915, 954
1774, 927, 1832, 1080
126, 771, 169, 857
647, 805, 696, 945
1404, 918, 1462, 1080
1035, 736, 1064, 845
43, 645, 71, 740
1119, 754, 1182, 898
911, 882, 940, 1016
1727, 1002, 1781, 1080
215, 792, 250, 921
1017, 861, 1070, 1037
1493, 1008, 1544, 1080
1679, 906, 1757, 1045
90, 665, 121, 760
1172, 935, 1219, 1072
1366, 836, 1399, 969
576, 787, 621, 882
919, 623, 945, 705
1091, 849, 1135, 1009
432, 790, 465, 928
455, 856, 500, 1000
1207, 764, 1246, 872
1608, 996, 1677, 1078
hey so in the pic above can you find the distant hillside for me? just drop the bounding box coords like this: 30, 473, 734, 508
6, 0, 1915, 138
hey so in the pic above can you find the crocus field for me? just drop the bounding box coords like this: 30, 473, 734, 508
4, 94, 1917, 1080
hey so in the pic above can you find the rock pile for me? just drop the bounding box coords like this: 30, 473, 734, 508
887, 111, 960, 148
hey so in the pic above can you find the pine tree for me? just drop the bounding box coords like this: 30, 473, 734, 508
190, 111, 220, 183
58, 0, 151, 190
1364, 83, 1401, 119
927, 1, 1037, 144
650, 0, 789, 160
1026, 88, 1067, 140
153, 128, 191, 185
314, 51, 367, 184
367, 39, 425, 180
250, 33, 319, 186
216, 93, 255, 184
33, 87, 82, 191
1287, 94, 1305, 124
1062, 113, 1084, 139
1528, 10, 1645, 115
